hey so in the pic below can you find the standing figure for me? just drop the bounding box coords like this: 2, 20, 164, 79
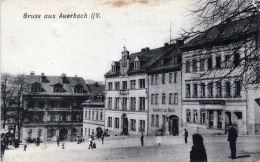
190, 134, 207, 162
24, 143, 27, 151
228, 123, 238, 159
88, 136, 93, 149
57, 136, 60, 147
184, 129, 188, 143
140, 133, 144, 146
101, 133, 104, 145
36, 137, 40, 146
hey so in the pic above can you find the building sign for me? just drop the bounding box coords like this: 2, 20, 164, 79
153, 108, 174, 112
199, 100, 225, 105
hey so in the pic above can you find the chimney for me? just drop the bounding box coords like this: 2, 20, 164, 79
164, 43, 169, 47
41, 72, 44, 76
176, 39, 184, 46
146, 47, 150, 51
61, 73, 66, 77
141, 48, 146, 52
30, 71, 35, 75
41, 72, 46, 82
95, 82, 98, 86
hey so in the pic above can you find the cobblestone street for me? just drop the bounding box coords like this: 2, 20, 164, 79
3, 135, 260, 162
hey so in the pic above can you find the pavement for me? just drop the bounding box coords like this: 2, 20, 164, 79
2, 135, 260, 162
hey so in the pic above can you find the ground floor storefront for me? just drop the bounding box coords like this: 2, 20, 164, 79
83, 122, 105, 138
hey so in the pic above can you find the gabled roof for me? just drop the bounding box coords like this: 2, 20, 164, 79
105, 44, 176, 77
181, 15, 258, 51
87, 83, 105, 96
24, 75, 89, 96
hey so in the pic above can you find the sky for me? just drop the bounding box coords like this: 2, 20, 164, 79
1, 0, 195, 81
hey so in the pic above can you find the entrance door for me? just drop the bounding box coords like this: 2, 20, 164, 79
121, 114, 128, 135
96, 127, 103, 138
169, 115, 179, 136
59, 128, 68, 141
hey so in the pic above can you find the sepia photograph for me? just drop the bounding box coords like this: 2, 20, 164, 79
1, 0, 260, 161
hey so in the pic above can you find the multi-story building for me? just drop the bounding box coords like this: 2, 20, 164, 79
147, 41, 183, 136
104, 44, 175, 136
181, 16, 259, 135
17, 72, 89, 141
82, 82, 105, 138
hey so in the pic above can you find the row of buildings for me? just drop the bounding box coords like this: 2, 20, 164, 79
3, 15, 260, 142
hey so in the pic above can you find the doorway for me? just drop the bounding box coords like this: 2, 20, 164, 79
121, 114, 128, 135
169, 115, 179, 136
59, 128, 68, 141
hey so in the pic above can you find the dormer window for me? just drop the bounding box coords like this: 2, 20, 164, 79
112, 65, 116, 72
74, 85, 83, 93
53, 84, 63, 93
134, 61, 140, 69
31, 83, 41, 92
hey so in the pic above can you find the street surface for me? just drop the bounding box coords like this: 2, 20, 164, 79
3, 135, 260, 162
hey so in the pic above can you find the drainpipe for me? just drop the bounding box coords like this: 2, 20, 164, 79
146, 74, 149, 136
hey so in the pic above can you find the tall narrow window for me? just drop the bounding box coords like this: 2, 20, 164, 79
187, 110, 191, 122
122, 97, 127, 110
169, 93, 173, 104
234, 81, 241, 97
156, 115, 159, 127
216, 56, 221, 69
155, 75, 159, 84
234, 53, 240, 67
208, 57, 213, 70
192, 60, 197, 72
224, 55, 231, 68
139, 97, 145, 111
151, 94, 154, 104
174, 72, 177, 83
130, 80, 136, 89
130, 97, 136, 110
169, 73, 173, 83
201, 83, 205, 97
108, 82, 113, 90
151, 115, 154, 126
193, 110, 198, 123
216, 81, 222, 97
186, 61, 191, 73
151, 75, 154, 85
134, 61, 140, 69
115, 118, 119, 128
186, 84, 191, 97
193, 84, 198, 97
139, 79, 145, 88
100, 112, 103, 121
108, 117, 112, 127
155, 94, 159, 104
115, 82, 120, 90
122, 81, 127, 90
139, 120, 145, 132
130, 119, 136, 131
162, 93, 166, 104
225, 81, 231, 97
201, 111, 206, 124
208, 82, 213, 97
162, 74, 165, 84
200, 59, 205, 71
174, 93, 178, 104
115, 97, 120, 110
108, 97, 112, 109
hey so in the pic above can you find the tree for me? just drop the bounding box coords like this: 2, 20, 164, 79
180, 0, 260, 87
1, 73, 15, 129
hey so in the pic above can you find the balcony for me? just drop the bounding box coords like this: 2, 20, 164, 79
119, 89, 129, 95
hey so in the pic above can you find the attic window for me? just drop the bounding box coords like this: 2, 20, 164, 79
160, 59, 164, 66
112, 65, 116, 73
134, 61, 140, 69
31, 83, 41, 93
53, 85, 63, 93
74, 85, 83, 93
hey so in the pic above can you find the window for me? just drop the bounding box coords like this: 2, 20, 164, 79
200, 59, 205, 71
115, 118, 119, 128
130, 80, 136, 89
151, 94, 154, 104
174, 72, 177, 83
88, 111, 91, 119
108, 117, 112, 127
108, 97, 112, 109
224, 55, 231, 68
151, 115, 154, 126
193, 84, 198, 97
194, 110, 198, 123
31, 83, 41, 92
162, 115, 166, 125
216, 56, 221, 69
139, 120, 145, 132
115, 97, 120, 110
169, 93, 173, 104
160, 59, 165, 66
74, 85, 83, 93
155, 75, 159, 84
108, 82, 113, 90
88, 129, 90, 136
92, 111, 94, 120
85, 111, 88, 119
155, 94, 159, 104
151, 75, 154, 85
156, 115, 159, 127
112, 65, 116, 72
174, 93, 178, 104
130, 97, 136, 110
53, 85, 63, 93
134, 61, 140, 69
186, 84, 191, 97
208, 57, 212, 70
234, 81, 241, 97
186, 60, 191, 73
233, 53, 240, 67
169, 73, 173, 83
162, 93, 166, 104
115, 82, 120, 90
139, 79, 145, 88
122, 97, 127, 110
85, 128, 87, 136
122, 81, 127, 90
162, 74, 165, 84
139, 97, 145, 111
225, 81, 231, 97
100, 112, 103, 121
187, 110, 191, 122
130, 119, 136, 131
192, 60, 197, 72
201, 83, 205, 97
208, 82, 213, 97
96, 111, 99, 120
201, 110, 206, 124
216, 81, 222, 97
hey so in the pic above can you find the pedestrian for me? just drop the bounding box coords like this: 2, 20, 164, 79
190, 134, 207, 162
93, 142, 96, 149
228, 123, 238, 159
140, 133, 144, 146
184, 129, 188, 143
101, 133, 104, 145
1, 141, 6, 156
88, 137, 93, 149
57, 136, 60, 147
24, 143, 27, 151
36, 137, 40, 146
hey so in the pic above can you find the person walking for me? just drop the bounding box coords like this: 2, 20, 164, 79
36, 137, 40, 146
101, 133, 104, 145
140, 133, 144, 146
190, 134, 207, 162
56, 136, 60, 147
228, 123, 238, 159
23, 143, 27, 151
88, 136, 93, 149
184, 129, 188, 143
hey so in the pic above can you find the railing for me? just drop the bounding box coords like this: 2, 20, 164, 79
119, 89, 129, 95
